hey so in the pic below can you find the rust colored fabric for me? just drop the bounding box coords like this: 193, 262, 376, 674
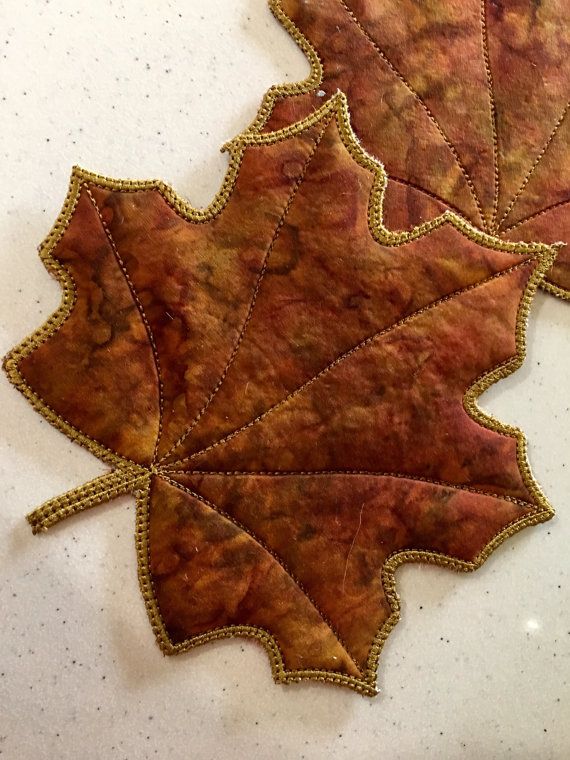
264, 0, 570, 294
4, 99, 554, 694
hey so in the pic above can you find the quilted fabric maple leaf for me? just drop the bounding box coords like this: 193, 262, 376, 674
260, 0, 570, 296
4, 95, 556, 695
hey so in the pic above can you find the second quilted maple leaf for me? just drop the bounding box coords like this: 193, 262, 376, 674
264, 0, 570, 295
5, 95, 555, 695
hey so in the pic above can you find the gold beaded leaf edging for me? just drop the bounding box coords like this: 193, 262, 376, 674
3, 84, 558, 695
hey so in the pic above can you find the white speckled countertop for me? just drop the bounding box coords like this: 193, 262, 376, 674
1, 2, 569, 758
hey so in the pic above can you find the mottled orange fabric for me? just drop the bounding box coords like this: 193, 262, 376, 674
6, 102, 552, 693
264, 0, 570, 294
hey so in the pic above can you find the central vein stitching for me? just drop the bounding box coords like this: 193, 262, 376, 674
339, 0, 486, 230
163, 258, 533, 469
480, 0, 500, 232
160, 473, 364, 672
85, 186, 165, 462
159, 117, 331, 463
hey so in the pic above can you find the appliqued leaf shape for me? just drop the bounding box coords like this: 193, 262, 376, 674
260, 0, 570, 296
4, 95, 555, 695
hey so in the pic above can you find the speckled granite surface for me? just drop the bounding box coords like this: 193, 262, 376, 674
0, 1, 569, 758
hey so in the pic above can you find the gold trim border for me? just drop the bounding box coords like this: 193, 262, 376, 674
3, 93, 557, 696
541, 277, 570, 301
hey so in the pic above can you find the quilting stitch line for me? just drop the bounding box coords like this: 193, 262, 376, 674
133, 478, 377, 695
5, 94, 551, 490
387, 176, 464, 220
134, 478, 551, 696
159, 116, 332, 463
480, 0, 500, 231
158, 473, 364, 673
501, 197, 570, 234
498, 100, 570, 230
339, 0, 486, 230
163, 258, 537, 468
164, 469, 535, 510
85, 186, 165, 462
2, 178, 140, 475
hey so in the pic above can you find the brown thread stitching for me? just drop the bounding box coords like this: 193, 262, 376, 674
501, 197, 570, 234
338, 0, 487, 230
161, 97, 528, 464
164, 469, 535, 510
134, 478, 377, 695
159, 117, 332, 463
260, 0, 485, 226
387, 175, 465, 220
498, 100, 570, 229
135, 486, 551, 695
84, 186, 165, 462
159, 473, 365, 674
165, 258, 535, 467
480, 0, 500, 231
259, 2, 565, 294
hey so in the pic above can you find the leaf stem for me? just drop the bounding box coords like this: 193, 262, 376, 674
27, 467, 149, 534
